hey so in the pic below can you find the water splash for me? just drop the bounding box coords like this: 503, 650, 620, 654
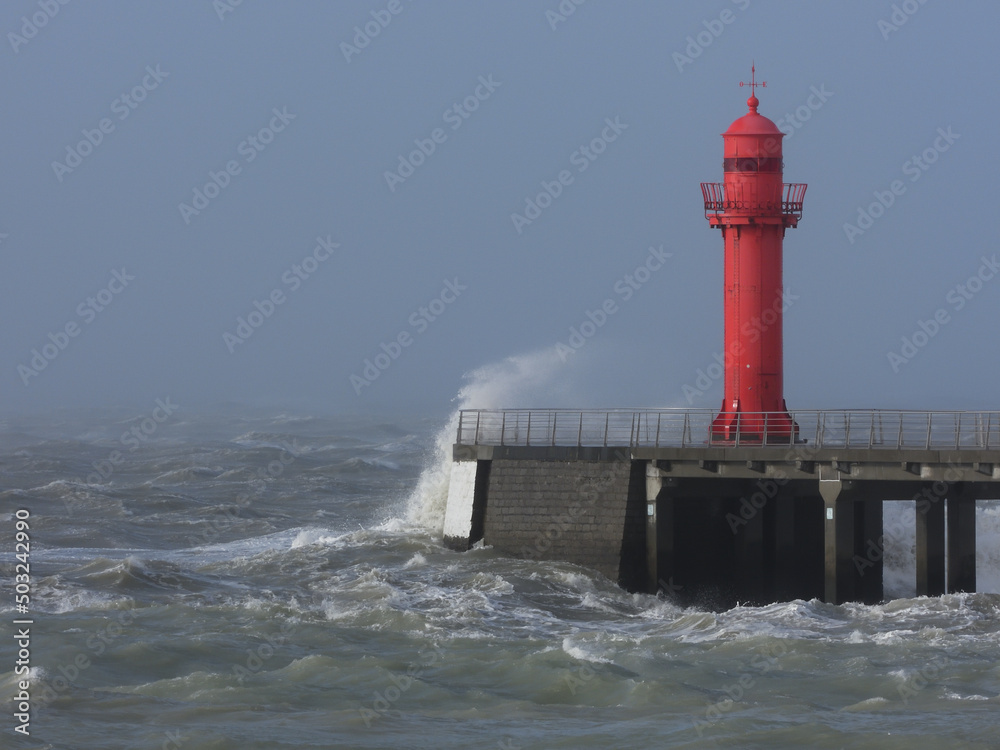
405, 348, 572, 533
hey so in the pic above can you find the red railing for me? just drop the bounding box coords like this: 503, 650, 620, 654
701, 182, 807, 219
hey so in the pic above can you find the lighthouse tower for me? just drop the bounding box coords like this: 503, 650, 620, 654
701, 68, 807, 444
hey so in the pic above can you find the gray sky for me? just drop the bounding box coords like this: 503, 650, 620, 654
2, 0, 997, 418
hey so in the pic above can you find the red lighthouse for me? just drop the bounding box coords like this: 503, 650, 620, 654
701, 68, 806, 443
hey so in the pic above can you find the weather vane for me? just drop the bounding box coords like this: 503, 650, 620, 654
738, 63, 766, 97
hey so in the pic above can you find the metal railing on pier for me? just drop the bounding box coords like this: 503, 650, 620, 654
455, 409, 1000, 451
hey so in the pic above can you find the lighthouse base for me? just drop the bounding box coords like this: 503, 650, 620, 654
711, 400, 799, 445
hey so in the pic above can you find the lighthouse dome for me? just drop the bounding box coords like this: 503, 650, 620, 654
723, 96, 783, 136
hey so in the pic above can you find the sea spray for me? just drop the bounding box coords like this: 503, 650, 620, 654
404, 349, 576, 533
883, 501, 916, 599
874, 500, 1000, 598
405, 410, 458, 534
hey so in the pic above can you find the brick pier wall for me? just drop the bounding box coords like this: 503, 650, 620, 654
481, 458, 647, 589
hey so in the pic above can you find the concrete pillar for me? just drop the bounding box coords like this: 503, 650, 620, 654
735, 487, 766, 605
671, 496, 736, 608
645, 467, 660, 594
855, 500, 883, 605
620, 461, 651, 592
469, 460, 491, 545
770, 494, 797, 602
916, 492, 945, 596
820, 480, 856, 604
947, 488, 976, 593
645, 464, 676, 596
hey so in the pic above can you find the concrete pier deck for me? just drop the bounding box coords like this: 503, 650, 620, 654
445, 409, 1000, 606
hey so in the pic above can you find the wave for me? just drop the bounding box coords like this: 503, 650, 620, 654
405, 348, 574, 534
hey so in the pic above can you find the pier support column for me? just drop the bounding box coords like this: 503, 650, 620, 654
820, 479, 857, 604
735, 486, 766, 605
947, 487, 976, 594
443, 460, 488, 551
855, 500, 883, 605
645, 464, 675, 596
916, 492, 945, 597
770, 494, 797, 602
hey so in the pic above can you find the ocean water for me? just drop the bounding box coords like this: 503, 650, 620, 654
2, 407, 1000, 750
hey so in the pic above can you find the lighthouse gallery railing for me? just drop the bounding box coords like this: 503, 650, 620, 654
701, 182, 807, 219
456, 409, 1000, 451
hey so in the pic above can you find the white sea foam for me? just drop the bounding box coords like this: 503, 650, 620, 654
289, 528, 343, 549
561, 636, 615, 663
405, 348, 575, 534
944, 690, 991, 701
403, 552, 427, 569
842, 696, 890, 711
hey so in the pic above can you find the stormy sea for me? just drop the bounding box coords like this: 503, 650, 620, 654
2, 405, 1000, 749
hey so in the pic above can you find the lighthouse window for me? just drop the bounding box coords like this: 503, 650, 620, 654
724, 157, 782, 173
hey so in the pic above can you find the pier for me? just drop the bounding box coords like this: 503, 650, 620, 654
444, 409, 1000, 606
441, 77, 1000, 608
